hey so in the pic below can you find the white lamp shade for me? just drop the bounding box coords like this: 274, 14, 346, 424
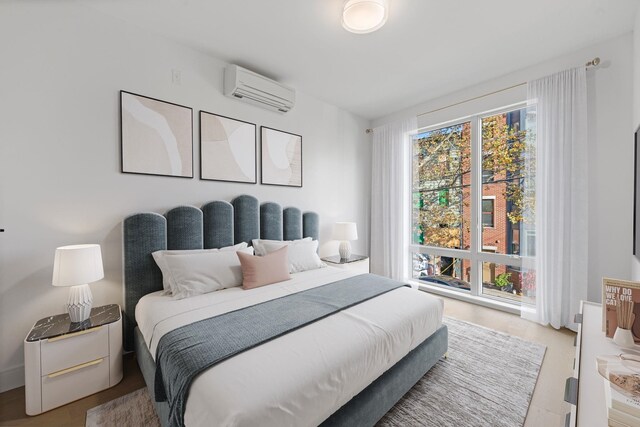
342, 0, 388, 34
52, 244, 104, 287
333, 222, 358, 241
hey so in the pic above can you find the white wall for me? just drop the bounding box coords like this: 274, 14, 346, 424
373, 34, 634, 305
0, 2, 371, 392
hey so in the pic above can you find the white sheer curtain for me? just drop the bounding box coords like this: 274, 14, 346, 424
370, 117, 417, 281
523, 67, 588, 330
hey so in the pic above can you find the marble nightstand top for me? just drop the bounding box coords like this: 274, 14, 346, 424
321, 254, 368, 264
26, 304, 121, 342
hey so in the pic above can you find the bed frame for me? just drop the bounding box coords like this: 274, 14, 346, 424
123, 194, 448, 427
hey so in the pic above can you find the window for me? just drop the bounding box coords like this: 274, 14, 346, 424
411, 105, 535, 306
482, 168, 495, 183
482, 197, 494, 227
411, 121, 470, 250
524, 230, 536, 257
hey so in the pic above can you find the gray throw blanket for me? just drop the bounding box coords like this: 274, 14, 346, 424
154, 273, 407, 427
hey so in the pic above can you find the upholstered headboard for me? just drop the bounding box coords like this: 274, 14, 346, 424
122, 194, 319, 351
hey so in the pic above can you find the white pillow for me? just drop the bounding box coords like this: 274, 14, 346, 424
262, 240, 325, 273
152, 242, 249, 294
252, 237, 311, 256
154, 247, 254, 300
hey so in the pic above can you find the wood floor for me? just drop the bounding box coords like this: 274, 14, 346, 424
0, 294, 576, 427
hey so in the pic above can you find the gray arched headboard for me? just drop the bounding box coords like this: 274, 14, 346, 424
122, 194, 319, 351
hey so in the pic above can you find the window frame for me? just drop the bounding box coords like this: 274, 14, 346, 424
408, 102, 528, 306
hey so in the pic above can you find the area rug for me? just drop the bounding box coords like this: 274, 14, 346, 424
86, 317, 545, 427
377, 317, 546, 426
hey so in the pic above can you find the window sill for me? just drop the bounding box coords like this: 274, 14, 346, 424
409, 280, 521, 315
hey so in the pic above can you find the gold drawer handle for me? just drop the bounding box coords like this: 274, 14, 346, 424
47, 358, 103, 378
47, 326, 102, 343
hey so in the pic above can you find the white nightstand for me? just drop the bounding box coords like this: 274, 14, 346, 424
322, 254, 370, 274
24, 304, 123, 415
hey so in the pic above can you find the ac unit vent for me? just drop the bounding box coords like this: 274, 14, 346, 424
224, 65, 295, 113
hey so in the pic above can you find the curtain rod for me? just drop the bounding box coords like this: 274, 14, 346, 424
365, 57, 600, 134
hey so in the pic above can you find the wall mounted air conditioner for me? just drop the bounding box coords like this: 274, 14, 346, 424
224, 65, 295, 113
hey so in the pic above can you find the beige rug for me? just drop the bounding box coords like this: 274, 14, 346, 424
86, 317, 545, 427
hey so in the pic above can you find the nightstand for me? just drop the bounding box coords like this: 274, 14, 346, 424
322, 254, 370, 274
24, 304, 123, 415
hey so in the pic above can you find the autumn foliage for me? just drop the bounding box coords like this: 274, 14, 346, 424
412, 111, 535, 251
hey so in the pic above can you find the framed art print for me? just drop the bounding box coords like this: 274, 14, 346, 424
200, 111, 256, 183
120, 91, 193, 178
260, 126, 302, 187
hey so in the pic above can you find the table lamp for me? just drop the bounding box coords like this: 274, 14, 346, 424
52, 244, 104, 323
333, 222, 358, 260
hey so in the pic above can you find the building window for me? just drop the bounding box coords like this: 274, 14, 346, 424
482, 168, 495, 183
411, 105, 535, 306
482, 198, 495, 228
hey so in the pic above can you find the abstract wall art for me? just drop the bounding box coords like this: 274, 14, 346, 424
260, 126, 302, 187
120, 91, 193, 178
200, 111, 256, 183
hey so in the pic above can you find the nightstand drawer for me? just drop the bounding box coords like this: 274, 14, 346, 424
41, 326, 109, 375
41, 356, 110, 412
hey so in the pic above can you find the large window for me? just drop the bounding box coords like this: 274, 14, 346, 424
411, 121, 471, 251
411, 105, 535, 305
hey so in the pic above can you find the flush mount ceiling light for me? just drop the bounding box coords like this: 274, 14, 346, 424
342, 0, 388, 34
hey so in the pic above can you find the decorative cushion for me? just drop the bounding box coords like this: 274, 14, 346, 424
252, 237, 311, 256
261, 240, 325, 273
237, 246, 291, 290
152, 243, 248, 293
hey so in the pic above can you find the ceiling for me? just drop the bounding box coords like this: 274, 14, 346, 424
85, 0, 639, 120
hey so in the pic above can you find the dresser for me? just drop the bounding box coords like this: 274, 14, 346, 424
24, 304, 123, 415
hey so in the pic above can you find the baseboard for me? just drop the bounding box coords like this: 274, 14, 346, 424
0, 364, 25, 393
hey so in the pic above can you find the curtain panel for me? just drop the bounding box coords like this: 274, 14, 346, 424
524, 67, 588, 331
370, 118, 417, 281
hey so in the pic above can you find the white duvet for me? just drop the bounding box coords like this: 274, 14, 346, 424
136, 267, 443, 427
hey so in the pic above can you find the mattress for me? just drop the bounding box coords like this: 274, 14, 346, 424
135, 267, 443, 427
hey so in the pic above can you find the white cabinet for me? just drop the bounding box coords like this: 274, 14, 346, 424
567, 301, 619, 427
24, 304, 123, 415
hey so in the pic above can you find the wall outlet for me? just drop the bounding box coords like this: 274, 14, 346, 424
172, 69, 182, 85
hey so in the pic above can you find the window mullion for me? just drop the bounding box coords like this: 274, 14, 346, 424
470, 116, 480, 297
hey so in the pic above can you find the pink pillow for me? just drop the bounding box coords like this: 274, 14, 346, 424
237, 246, 291, 290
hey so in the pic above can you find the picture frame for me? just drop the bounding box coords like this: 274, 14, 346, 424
602, 277, 640, 341
199, 111, 257, 184
260, 126, 302, 188
120, 91, 193, 178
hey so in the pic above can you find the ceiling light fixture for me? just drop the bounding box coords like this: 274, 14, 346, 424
342, 0, 388, 34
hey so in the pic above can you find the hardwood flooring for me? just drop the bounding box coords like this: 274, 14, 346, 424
0, 294, 576, 427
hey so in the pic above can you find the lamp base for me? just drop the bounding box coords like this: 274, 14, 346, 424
339, 241, 352, 260
67, 284, 93, 323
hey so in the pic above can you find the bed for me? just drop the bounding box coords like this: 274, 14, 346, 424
123, 195, 447, 427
